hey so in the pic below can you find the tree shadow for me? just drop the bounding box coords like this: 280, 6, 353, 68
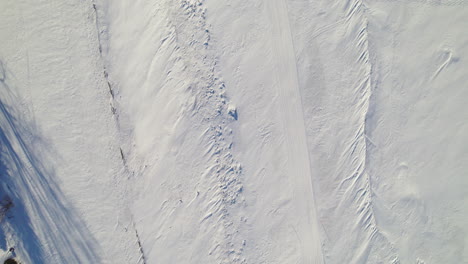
0, 61, 101, 263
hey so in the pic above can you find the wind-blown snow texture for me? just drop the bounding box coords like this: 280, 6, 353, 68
0, 0, 467, 263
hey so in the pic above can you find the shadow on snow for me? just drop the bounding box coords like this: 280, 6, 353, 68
0, 60, 100, 263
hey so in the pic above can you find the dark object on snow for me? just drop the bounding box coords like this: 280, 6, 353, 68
4, 258, 18, 264
8, 248, 13, 252
0, 196, 13, 222
228, 106, 238, 120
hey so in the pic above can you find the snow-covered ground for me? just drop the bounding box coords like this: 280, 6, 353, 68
0, 0, 467, 263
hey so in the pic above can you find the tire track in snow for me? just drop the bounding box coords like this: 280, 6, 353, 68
266, 0, 324, 263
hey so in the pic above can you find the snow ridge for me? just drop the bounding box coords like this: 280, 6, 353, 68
173, 1, 246, 262
95, 0, 247, 262
340, 0, 399, 262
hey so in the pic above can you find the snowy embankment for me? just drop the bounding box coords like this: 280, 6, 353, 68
0, 0, 467, 263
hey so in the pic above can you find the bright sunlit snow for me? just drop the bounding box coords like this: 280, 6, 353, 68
0, 0, 467, 263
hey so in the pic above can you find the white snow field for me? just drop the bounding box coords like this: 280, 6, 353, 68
0, 0, 467, 263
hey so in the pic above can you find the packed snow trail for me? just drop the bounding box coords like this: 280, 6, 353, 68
266, 0, 324, 263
